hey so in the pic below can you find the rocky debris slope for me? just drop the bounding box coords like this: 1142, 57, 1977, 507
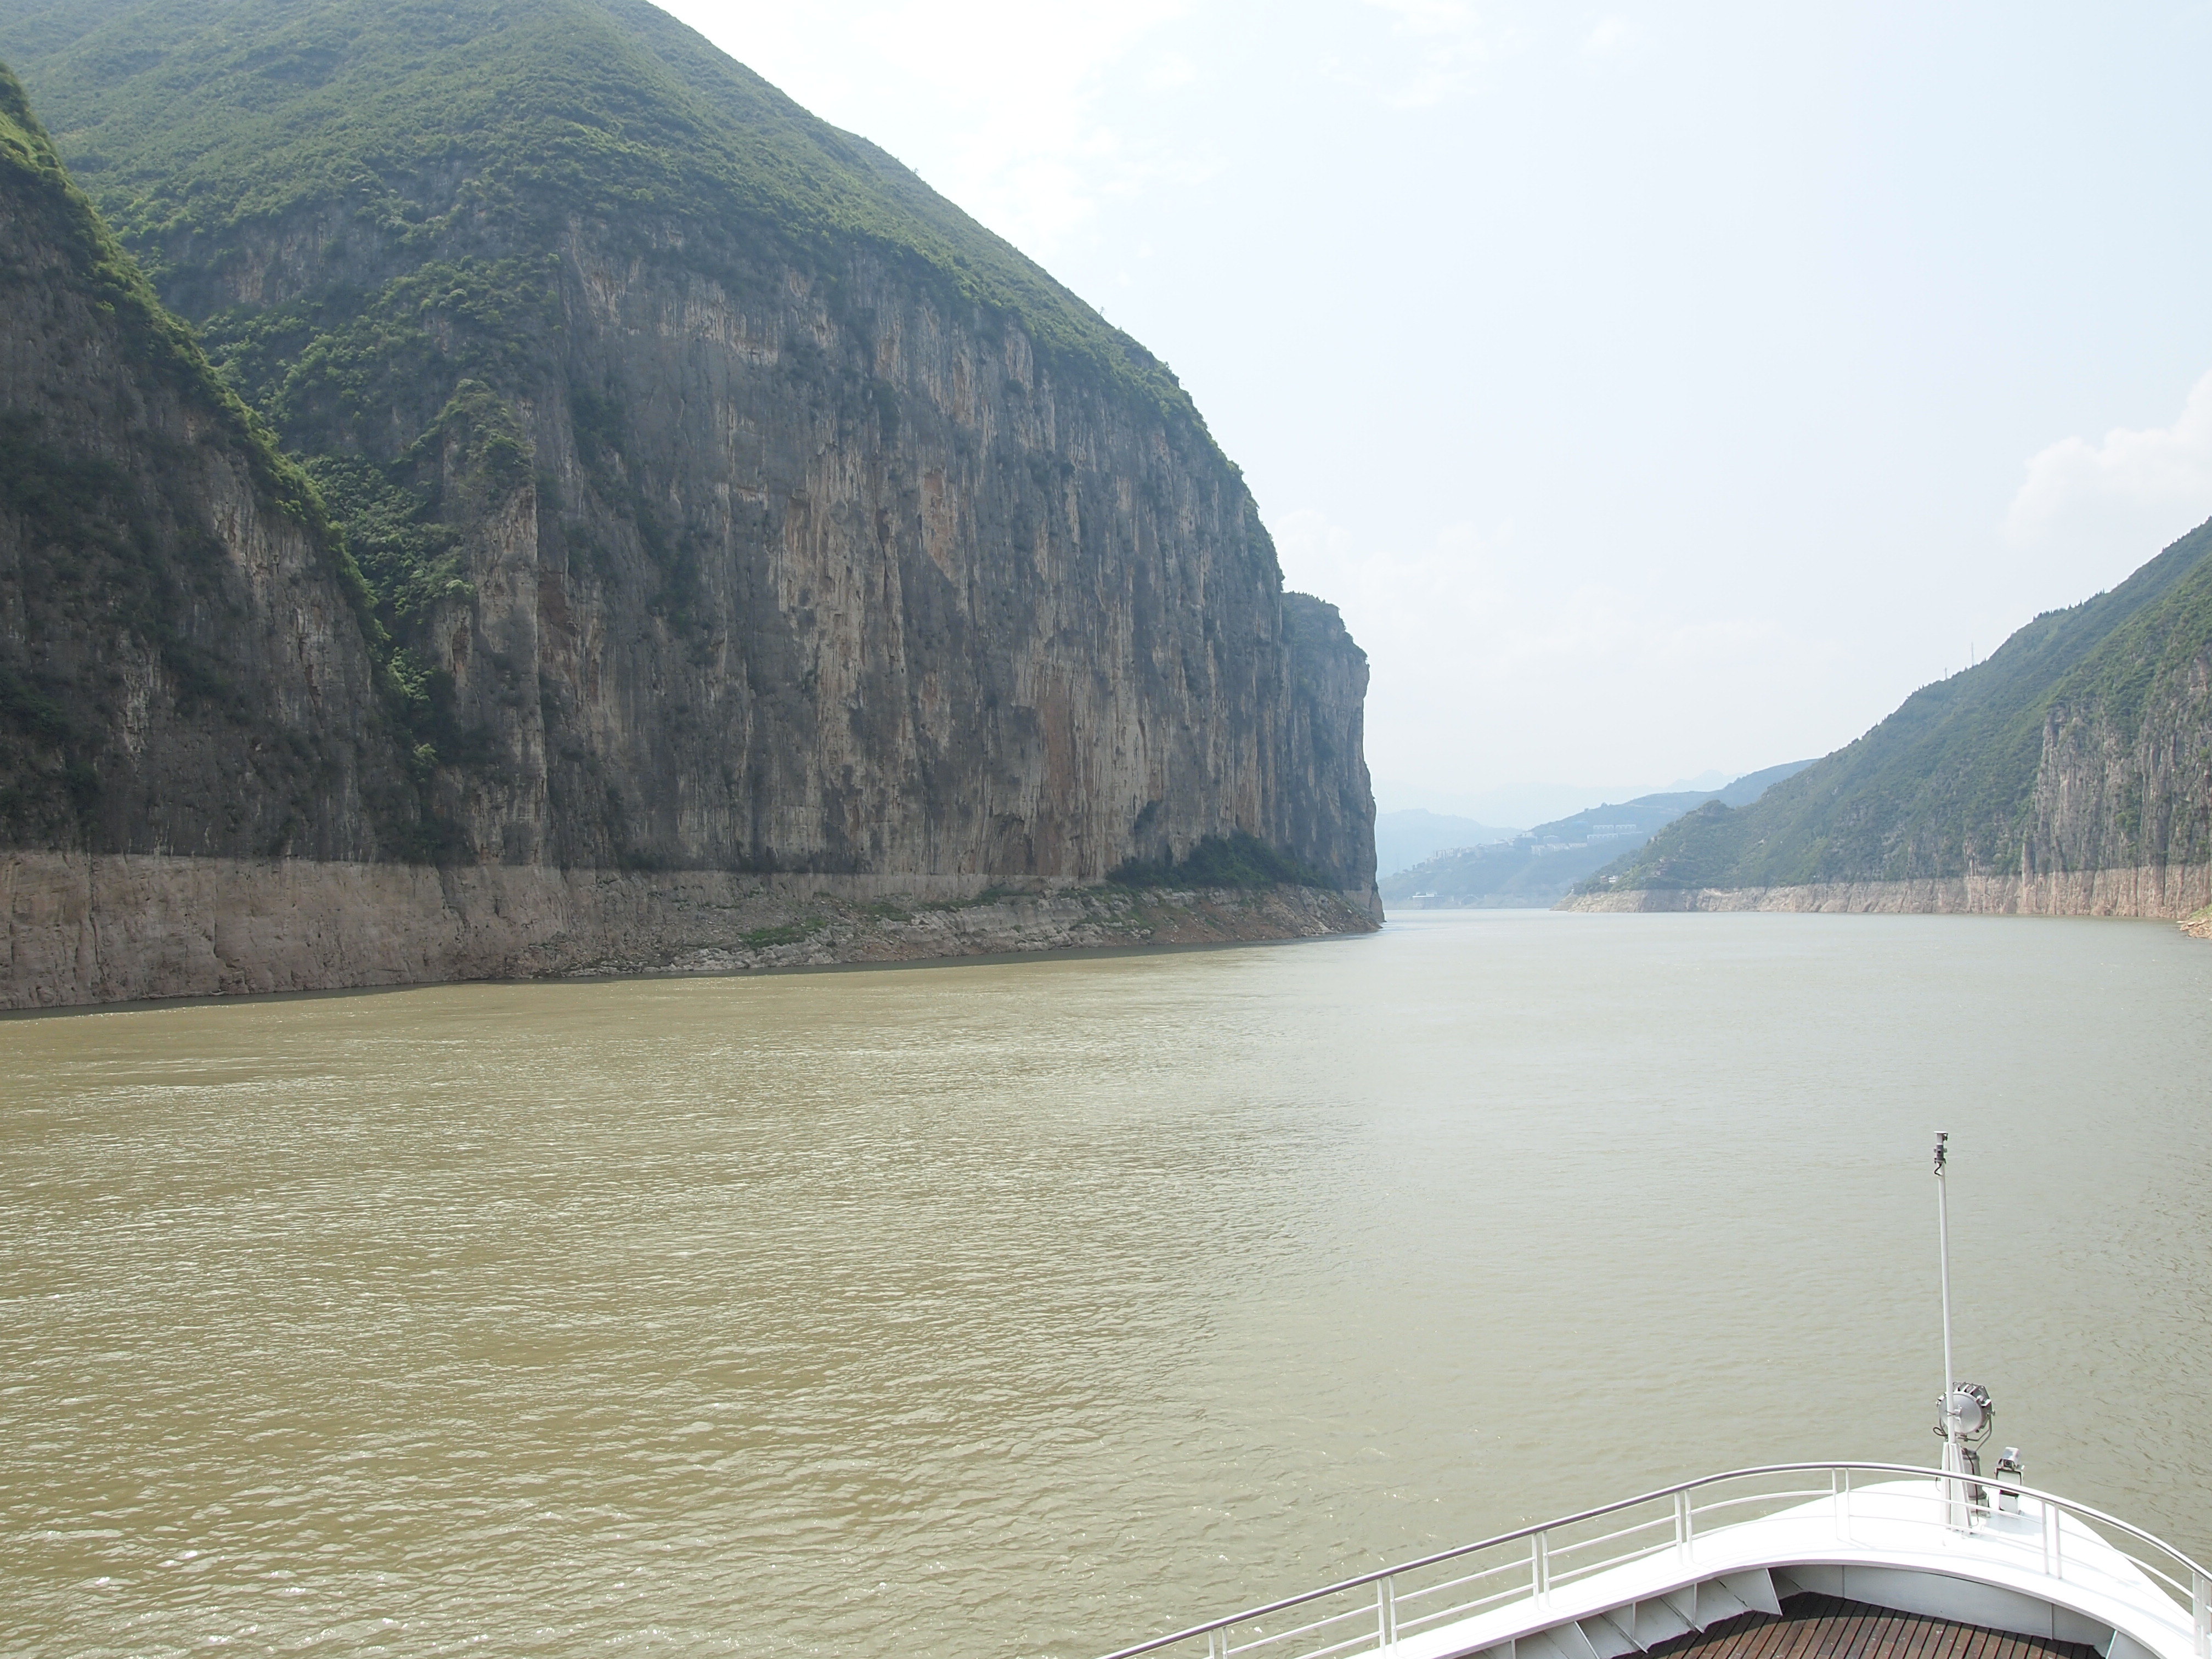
2, 854, 1375, 1009
1565, 519, 2212, 934
1565, 866, 2207, 919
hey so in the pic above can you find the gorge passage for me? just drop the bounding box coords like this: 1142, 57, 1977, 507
0, 0, 1379, 1007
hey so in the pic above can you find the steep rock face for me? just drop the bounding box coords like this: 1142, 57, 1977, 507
0, 0, 1377, 896
0, 1, 1381, 1006
300, 224, 1335, 882
0, 66, 406, 861
2022, 653, 2212, 888
393, 230, 1330, 884
1279, 594, 1378, 895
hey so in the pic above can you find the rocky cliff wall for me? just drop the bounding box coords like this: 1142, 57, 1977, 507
0, 14, 1381, 1009
168, 207, 1373, 889
2021, 651, 2212, 889
0, 0, 1375, 896
0, 66, 410, 862
1278, 593, 1377, 896
1568, 518, 2212, 929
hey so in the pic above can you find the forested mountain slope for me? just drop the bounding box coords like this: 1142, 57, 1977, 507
1571, 521, 2212, 918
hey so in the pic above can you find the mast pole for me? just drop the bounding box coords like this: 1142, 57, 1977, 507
1934, 1132, 1966, 1527
1936, 1132, 1954, 1414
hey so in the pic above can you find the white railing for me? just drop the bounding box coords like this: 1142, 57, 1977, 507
1095, 1463, 2212, 1659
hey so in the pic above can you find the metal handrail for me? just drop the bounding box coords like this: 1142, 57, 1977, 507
1093, 1461, 2212, 1659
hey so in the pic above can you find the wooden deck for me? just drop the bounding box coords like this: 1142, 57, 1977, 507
1644, 1594, 2103, 1659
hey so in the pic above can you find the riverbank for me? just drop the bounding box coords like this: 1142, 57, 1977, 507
1558, 862, 2211, 936
0, 852, 1380, 1009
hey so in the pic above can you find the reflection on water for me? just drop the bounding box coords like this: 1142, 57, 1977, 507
3, 911, 2209, 1656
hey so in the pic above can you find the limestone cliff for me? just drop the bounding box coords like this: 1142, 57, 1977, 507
0, 0, 1375, 894
2021, 636, 2212, 894
0, 2, 1379, 1006
0, 65, 408, 862
1279, 594, 1377, 890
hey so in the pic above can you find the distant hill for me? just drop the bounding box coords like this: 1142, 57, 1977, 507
1569, 520, 2212, 919
1375, 809, 1517, 877
1382, 762, 1813, 907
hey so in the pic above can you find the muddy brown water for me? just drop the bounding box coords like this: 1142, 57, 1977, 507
4, 910, 2209, 1656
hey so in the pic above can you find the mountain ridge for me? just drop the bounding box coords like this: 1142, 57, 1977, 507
0, 0, 1206, 427
1385, 761, 1814, 908
1568, 521, 2212, 920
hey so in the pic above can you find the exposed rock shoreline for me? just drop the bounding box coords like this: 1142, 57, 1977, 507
1, 852, 1380, 1010
1558, 862, 2211, 931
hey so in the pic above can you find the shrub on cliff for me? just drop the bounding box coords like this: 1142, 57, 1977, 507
1108, 833, 1333, 891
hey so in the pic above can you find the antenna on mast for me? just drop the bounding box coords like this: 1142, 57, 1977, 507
1932, 1132, 1996, 1530
1934, 1133, 1954, 1424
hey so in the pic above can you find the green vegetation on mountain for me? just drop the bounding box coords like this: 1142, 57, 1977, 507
0, 0, 1201, 421
1109, 833, 1334, 891
0, 56, 417, 855
0, 59, 343, 555
1373, 809, 1516, 878
1582, 521, 2212, 894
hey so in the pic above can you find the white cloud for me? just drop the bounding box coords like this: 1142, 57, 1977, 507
1584, 13, 1632, 54
1146, 50, 1200, 90
2004, 370, 2212, 571
1352, 0, 1495, 106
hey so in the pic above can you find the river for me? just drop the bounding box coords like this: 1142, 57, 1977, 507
4, 910, 2209, 1657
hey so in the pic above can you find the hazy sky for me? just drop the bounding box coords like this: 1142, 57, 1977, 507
658, 0, 2212, 822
